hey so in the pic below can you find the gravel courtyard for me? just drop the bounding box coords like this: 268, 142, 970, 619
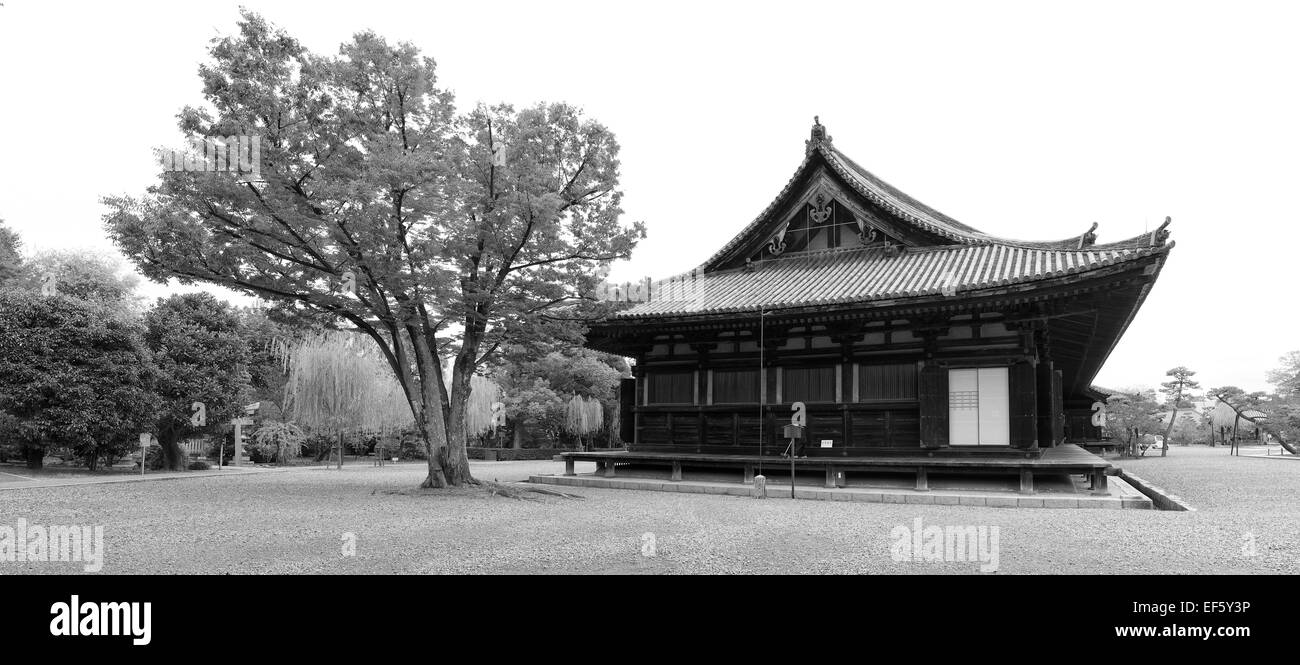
1, 446, 1296, 574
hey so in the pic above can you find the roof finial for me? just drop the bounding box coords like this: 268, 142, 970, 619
1152, 216, 1171, 245
806, 116, 832, 155
1077, 222, 1098, 249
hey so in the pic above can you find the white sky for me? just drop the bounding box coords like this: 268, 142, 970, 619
1, 0, 1296, 394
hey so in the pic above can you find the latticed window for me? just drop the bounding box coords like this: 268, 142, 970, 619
784, 366, 837, 403
647, 371, 695, 405
712, 369, 760, 404
858, 363, 917, 401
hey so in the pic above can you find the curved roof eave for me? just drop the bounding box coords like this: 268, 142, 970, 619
698, 126, 1173, 269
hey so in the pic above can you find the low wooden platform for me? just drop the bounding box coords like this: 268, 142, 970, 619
559, 444, 1115, 494
1076, 439, 1120, 455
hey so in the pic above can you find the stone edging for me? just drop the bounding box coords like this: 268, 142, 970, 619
1117, 470, 1196, 512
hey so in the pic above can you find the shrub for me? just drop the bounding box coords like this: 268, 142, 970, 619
302, 433, 335, 461
145, 443, 166, 470
251, 421, 305, 463
188, 460, 211, 470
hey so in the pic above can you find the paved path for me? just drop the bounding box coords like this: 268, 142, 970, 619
0, 470, 35, 483
0, 465, 321, 491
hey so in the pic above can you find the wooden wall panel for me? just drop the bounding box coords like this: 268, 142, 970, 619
639, 412, 670, 445
671, 412, 699, 445
851, 411, 889, 447
705, 413, 735, 446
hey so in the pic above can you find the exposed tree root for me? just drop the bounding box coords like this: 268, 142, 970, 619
482, 481, 584, 501
378, 481, 583, 501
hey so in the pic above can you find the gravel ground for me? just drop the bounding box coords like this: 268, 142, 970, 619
0, 448, 1295, 575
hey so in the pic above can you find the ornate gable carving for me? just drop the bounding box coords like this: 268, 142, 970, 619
750, 179, 902, 262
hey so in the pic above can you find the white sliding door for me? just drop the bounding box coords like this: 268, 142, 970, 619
948, 367, 1009, 446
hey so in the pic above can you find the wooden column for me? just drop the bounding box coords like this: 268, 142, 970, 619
1011, 359, 1039, 450
1036, 359, 1054, 448
762, 333, 783, 455
691, 342, 716, 451
1051, 369, 1065, 447
918, 362, 948, 449
833, 331, 858, 452
918, 329, 947, 450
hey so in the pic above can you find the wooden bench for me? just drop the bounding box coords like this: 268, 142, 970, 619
560, 445, 1114, 495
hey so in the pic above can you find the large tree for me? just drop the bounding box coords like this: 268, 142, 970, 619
0, 218, 22, 285
143, 293, 253, 470
1257, 352, 1300, 452
1103, 389, 1163, 457
283, 331, 412, 467
103, 11, 642, 487
1266, 351, 1300, 399
492, 346, 626, 449
1158, 366, 1200, 457
17, 248, 143, 309
1208, 385, 1267, 446
0, 290, 158, 469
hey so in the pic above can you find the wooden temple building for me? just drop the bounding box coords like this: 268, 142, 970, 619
570, 119, 1173, 491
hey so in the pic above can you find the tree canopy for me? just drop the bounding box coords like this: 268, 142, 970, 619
0, 290, 159, 469
143, 292, 253, 470
104, 10, 643, 487
16, 248, 143, 308
0, 218, 22, 285
1103, 389, 1163, 457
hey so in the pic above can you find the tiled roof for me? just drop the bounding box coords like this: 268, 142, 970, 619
612, 242, 1170, 320
700, 131, 1169, 270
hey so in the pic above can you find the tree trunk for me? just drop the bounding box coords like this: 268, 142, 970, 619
418, 413, 450, 488
439, 345, 479, 487
1161, 407, 1177, 457
512, 421, 525, 449
87, 451, 99, 472
415, 372, 452, 488
24, 444, 43, 470
157, 429, 186, 472
1232, 414, 1241, 452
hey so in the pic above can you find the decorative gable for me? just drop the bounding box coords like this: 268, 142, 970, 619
753, 186, 902, 264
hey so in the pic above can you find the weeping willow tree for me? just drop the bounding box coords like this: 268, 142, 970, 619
283, 331, 413, 467
465, 374, 502, 445
564, 395, 604, 451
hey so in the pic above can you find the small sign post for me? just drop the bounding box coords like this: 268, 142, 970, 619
783, 402, 807, 499
139, 433, 150, 476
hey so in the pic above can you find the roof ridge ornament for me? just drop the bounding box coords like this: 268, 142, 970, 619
1151, 216, 1171, 246
806, 115, 832, 155
1077, 222, 1098, 250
